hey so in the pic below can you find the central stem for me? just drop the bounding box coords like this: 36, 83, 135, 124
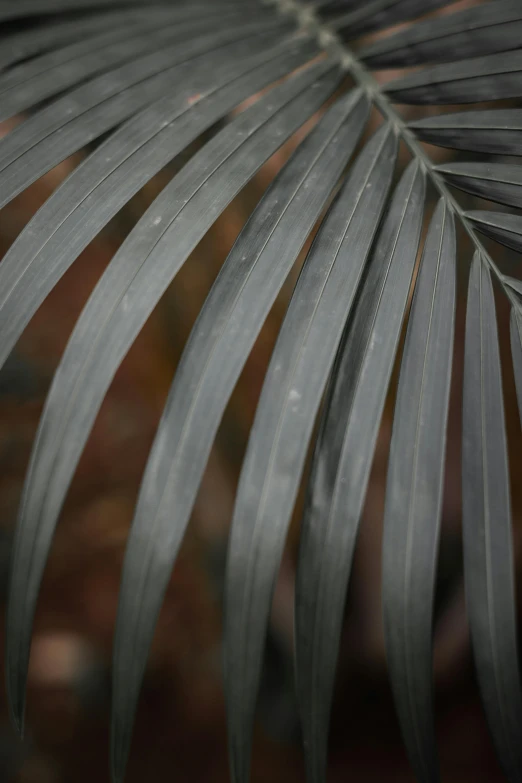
271, 0, 519, 309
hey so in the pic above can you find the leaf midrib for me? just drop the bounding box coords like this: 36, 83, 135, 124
277, 0, 520, 311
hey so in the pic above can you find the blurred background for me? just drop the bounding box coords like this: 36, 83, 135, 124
0, 1, 521, 781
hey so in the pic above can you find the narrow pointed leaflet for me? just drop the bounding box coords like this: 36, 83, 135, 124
409, 110, 522, 156
382, 200, 456, 783
462, 255, 522, 782
466, 211, 522, 255
224, 123, 398, 783
436, 162, 522, 210
295, 160, 426, 783
505, 277, 522, 298
510, 308, 522, 427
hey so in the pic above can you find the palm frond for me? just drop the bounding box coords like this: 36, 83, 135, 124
1, 1, 522, 782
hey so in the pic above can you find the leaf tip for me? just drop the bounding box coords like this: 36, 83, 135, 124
110, 732, 129, 783
6, 687, 26, 740
5, 638, 27, 739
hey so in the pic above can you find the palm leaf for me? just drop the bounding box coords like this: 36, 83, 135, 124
1, 1, 522, 782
